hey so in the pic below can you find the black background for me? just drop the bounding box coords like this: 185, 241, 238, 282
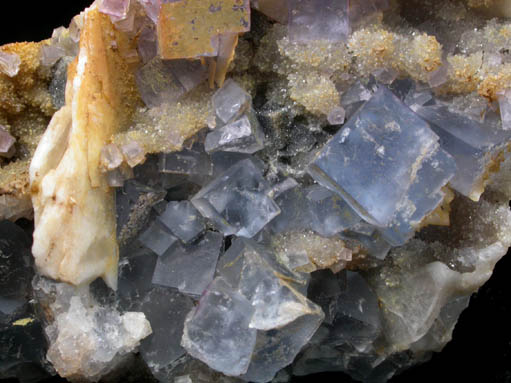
0, 1, 509, 382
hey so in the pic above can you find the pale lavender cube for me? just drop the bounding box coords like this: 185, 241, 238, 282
181, 277, 257, 376
309, 86, 439, 227
158, 201, 205, 243
152, 231, 223, 296
158, 147, 213, 177
305, 185, 361, 237
138, 219, 178, 255
99, 0, 130, 20
0, 126, 16, 158
138, 0, 161, 24
212, 79, 252, 125
288, 0, 350, 43
191, 159, 280, 238
0, 51, 20, 77
136, 58, 207, 107
414, 102, 511, 199
379, 148, 456, 246
204, 113, 265, 154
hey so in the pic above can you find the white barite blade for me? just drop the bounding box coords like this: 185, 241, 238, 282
30, 6, 137, 289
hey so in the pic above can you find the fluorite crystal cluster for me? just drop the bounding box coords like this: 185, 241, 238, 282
1, 0, 511, 382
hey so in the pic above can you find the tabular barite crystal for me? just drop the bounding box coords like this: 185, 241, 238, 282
157, 0, 250, 59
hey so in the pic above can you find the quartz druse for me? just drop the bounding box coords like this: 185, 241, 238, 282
1, 0, 511, 382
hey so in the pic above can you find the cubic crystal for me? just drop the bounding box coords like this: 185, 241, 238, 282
217, 238, 316, 330
138, 219, 178, 255
205, 113, 265, 154
0, 51, 20, 77
309, 86, 441, 227
100, 143, 123, 171
288, 0, 350, 43
139, 287, 195, 374
191, 158, 280, 238
136, 58, 207, 107
152, 231, 223, 296
159, 146, 213, 177
181, 277, 257, 376
158, 201, 206, 243
212, 79, 252, 125
0, 126, 16, 158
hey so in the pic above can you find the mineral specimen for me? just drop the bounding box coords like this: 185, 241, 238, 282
1, 0, 511, 382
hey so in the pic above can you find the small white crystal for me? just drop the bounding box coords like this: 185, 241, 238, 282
428, 62, 450, 89
121, 141, 146, 168
0, 51, 21, 77
372, 67, 398, 85
174, 376, 193, 383
43, 281, 152, 381
327, 106, 346, 125
101, 143, 124, 170
0, 126, 16, 158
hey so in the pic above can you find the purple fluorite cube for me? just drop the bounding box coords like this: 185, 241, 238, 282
288, 0, 350, 42
99, 0, 130, 20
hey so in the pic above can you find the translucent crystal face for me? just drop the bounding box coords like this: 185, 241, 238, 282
191, 158, 280, 238
309, 87, 443, 227
0, 51, 21, 77
287, 0, 350, 42
14, 1, 511, 382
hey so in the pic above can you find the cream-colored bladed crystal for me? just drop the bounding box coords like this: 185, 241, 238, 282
30, 6, 139, 289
